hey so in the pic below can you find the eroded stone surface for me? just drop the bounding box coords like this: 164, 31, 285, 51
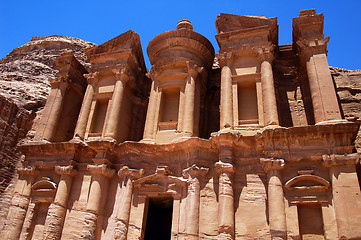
0, 9, 361, 240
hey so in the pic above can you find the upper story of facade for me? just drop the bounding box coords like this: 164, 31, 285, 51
32, 9, 347, 145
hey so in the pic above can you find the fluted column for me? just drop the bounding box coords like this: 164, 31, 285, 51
183, 63, 202, 135
43, 165, 77, 240
219, 53, 234, 130
215, 161, 235, 239
73, 72, 99, 140
40, 76, 70, 141
1, 167, 38, 240
297, 37, 342, 124
103, 69, 129, 140
260, 158, 287, 240
143, 71, 160, 142
81, 164, 115, 240
254, 45, 279, 126
322, 153, 361, 239
182, 164, 209, 239
114, 166, 144, 239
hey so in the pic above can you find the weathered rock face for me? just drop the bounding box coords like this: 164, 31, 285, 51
0, 35, 96, 109
332, 67, 361, 150
1, 10, 361, 240
0, 36, 96, 231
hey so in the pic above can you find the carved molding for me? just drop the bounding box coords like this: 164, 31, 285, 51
17, 166, 39, 176
214, 161, 235, 175
253, 44, 275, 63
322, 153, 360, 167
49, 75, 71, 88
217, 52, 234, 68
296, 36, 330, 58
133, 166, 187, 199
118, 166, 144, 180
87, 164, 115, 178
84, 71, 100, 85
260, 158, 285, 173
112, 67, 130, 83
182, 164, 209, 179
54, 165, 77, 176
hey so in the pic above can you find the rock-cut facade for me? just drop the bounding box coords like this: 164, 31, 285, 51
2, 9, 361, 240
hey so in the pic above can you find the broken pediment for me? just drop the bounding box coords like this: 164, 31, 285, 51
215, 13, 277, 34
85, 30, 146, 72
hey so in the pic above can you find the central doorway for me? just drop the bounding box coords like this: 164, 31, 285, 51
143, 197, 174, 240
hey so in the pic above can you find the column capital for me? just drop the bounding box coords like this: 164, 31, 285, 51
214, 161, 235, 175
55, 165, 77, 176
217, 52, 234, 68
182, 164, 209, 179
186, 61, 204, 78
17, 166, 39, 176
49, 74, 71, 89
112, 67, 130, 83
253, 45, 275, 63
84, 71, 100, 85
87, 164, 115, 178
260, 158, 285, 173
297, 37, 330, 58
118, 166, 144, 180
322, 153, 360, 167
146, 66, 159, 81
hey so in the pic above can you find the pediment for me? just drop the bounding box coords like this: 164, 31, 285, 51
285, 174, 330, 192
215, 13, 277, 34
133, 166, 187, 198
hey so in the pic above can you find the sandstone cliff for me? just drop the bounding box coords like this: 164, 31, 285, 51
0, 36, 96, 225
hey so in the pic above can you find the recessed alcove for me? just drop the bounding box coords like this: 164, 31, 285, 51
143, 197, 174, 240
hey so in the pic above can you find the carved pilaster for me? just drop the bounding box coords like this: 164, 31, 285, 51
218, 52, 234, 130
260, 158, 287, 240
215, 161, 235, 239
103, 68, 130, 140
73, 72, 99, 140
182, 164, 209, 239
81, 164, 115, 240
44, 165, 77, 240
296, 37, 341, 124
254, 45, 279, 126
1, 167, 38, 240
114, 166, 144, 240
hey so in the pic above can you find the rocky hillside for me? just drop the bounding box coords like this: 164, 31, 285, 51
0, 35, 96, 110
0, 35, 96, 193
332, 67, 361, 150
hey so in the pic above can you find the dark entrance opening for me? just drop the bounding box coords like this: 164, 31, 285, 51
144, 197, 173, 240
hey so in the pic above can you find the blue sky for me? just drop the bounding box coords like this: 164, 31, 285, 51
1, 0, 360, 70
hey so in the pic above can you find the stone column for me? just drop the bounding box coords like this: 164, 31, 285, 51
73, 72, 99, 140
1, 167, 38, 240
143, 72, 160, 142
103, 69, 129, 141
114, 166, 144, 239
215, 161, 235, 239
297, 37, 342, 124
43, 165, 77, 240
182, 164, 209, 239
219, 53, 234, 130
40, 76, 70, 141
183, 63, 202, 135
81, 164, 115, 240
260, 158, 287, 240
254, 45, 279, 126
322, 153, 361, 239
